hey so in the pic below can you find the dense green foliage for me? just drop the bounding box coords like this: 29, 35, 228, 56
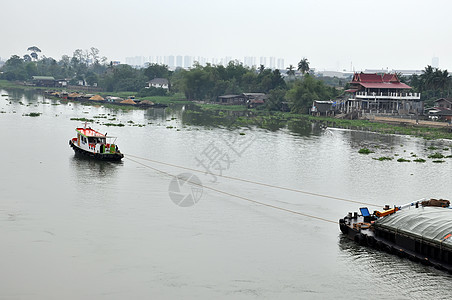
176, 61, 286, 100
404, 65, 451, 106
286, 75, 338, 113
0, 48, 109, 82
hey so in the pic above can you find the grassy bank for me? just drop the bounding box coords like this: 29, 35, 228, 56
0, 80, 38, 90
196, 103, 249, 111
304, 115, 452, 140
267, 113, 452, 140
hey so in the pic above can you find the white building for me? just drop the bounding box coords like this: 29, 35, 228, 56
146, 78, 169, 89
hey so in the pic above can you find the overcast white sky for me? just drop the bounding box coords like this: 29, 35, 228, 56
1, 0, 451, 71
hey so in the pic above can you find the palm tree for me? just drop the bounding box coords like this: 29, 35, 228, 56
420, 65, 434, 91
286, 64, 295, 80
434, 69, 450, 94
419, 65, 450, 96
297, 58, 310, 74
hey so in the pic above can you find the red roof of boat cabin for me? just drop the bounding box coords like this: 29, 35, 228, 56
76, 127, 105, 137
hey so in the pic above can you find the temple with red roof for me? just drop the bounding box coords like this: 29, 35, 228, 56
344, 72, 421, 114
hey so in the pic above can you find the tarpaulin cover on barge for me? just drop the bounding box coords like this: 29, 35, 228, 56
374, 207, 452, 251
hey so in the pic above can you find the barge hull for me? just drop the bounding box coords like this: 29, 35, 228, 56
339, 209, 452, 273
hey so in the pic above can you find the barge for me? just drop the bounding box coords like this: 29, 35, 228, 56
339, 199, 452, 272
69, 125, 124, 161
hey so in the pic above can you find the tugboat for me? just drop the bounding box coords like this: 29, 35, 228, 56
69, 124, 124, 161
339, 199, 452, 272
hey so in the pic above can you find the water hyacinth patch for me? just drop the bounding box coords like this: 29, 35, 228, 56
373, 156, 393, 161
428, 153, 444, 159
358, 148, 374, 154
397, 158, 411, 162
413, 158, 426, 163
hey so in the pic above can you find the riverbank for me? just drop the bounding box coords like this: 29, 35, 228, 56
2, 80, 452, 140
302, 114, 452, 140
0, 80, 189, 106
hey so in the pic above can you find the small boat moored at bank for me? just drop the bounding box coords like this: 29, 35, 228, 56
69, 124, 124, 161
340, 199, 452, 272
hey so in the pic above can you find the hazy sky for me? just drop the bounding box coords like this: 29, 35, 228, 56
2, 0, 451, 71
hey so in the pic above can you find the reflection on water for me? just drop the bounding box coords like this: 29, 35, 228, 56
3, 88, 41, 103
181, 105, 318, 135
287, 118, 319, 136
338, 235, 452, 299
70, 154, 122, 184
144, 107, 170, 121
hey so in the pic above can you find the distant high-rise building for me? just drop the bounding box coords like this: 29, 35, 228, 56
432, 56, 439, 68
125, 56, 145, 67
277, 58, 284, 70
244, 56, 256, 67
176, 55, 183, 68
198, 56, 207, 65
184, 55, 192, 68
269, 57, 276, 69
168, 55, 175, 68
259, 57, 267, 68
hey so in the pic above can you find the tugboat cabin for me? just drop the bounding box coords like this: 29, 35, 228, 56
75, 127, 118, 154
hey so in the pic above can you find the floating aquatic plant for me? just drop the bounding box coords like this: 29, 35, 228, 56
358, 148, 374, 154
428, 153, 444, 159
397, 158, 410, 162
373, 156, 393, 161
23, 112, 41, 117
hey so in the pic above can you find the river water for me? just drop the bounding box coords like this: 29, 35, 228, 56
1, 89, 452, 299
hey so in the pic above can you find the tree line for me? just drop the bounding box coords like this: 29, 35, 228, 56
0, 48, 340, 113
3, 47, 449, 111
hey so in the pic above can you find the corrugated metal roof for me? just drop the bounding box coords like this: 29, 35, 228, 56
375, 207, 452, 249
149, 78, 169, 85
219, 95, 241, 99
32, 76, 55, 80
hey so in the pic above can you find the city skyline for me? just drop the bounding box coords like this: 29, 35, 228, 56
1, 1, 451, 71
124, 55, 287, 70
